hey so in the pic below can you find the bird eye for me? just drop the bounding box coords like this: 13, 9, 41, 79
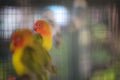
38, 23, 43, 27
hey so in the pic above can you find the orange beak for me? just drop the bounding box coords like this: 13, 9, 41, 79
33, 25, 38, 31
10, 42, 15, 53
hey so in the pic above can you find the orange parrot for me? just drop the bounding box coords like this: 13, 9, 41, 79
9, 29, 56, 80
33, 20, 53, 51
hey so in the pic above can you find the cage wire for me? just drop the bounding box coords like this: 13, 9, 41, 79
0, 0, 120, 80
0, 0, 72, 80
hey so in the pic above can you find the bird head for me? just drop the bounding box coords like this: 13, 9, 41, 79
10, 29, 33, 53
33, 20, 52, 38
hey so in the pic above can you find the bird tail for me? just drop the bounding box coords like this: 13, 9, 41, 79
46, 64, 57, 75
37, 72, 49, 80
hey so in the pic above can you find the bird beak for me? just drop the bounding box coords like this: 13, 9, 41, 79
10, 42, 15, 53
33, 25, 37, 31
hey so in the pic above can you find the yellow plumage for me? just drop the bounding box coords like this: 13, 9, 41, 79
12, 48, 26, 76
10, 29, 34, 76
10, 29, 56, 80
42, 35, 52, 52
34, 20, 53, 51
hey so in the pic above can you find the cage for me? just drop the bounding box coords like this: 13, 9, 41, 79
0, 0, 120, 80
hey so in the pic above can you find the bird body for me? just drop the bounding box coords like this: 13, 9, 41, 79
10, 29, 56, 80
10, 29, 33, 76
12, 48, 28, 76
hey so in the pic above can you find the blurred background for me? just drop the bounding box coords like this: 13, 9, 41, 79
0, 0, 120, 80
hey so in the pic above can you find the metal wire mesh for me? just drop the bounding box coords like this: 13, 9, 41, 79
0, 0, 71, 80
0, 0, 120, 80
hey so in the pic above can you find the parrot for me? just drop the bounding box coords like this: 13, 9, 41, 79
40, 9, 63, 48
9, 29, 57, 80
33, 20, 60, 51
33, 20, 53, 51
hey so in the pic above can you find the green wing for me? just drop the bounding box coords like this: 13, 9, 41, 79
34, 42, 57, 75
21, 46, 50, 80
34, 33, 43, 45
21, 44, 56, 79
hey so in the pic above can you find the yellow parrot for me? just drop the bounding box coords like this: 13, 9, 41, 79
33, 20, 53, 51
9, 29, 56, 80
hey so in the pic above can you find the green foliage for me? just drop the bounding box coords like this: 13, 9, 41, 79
90, 68, 115, 80
92, 46, 112, 65
91, 24, 107, 41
